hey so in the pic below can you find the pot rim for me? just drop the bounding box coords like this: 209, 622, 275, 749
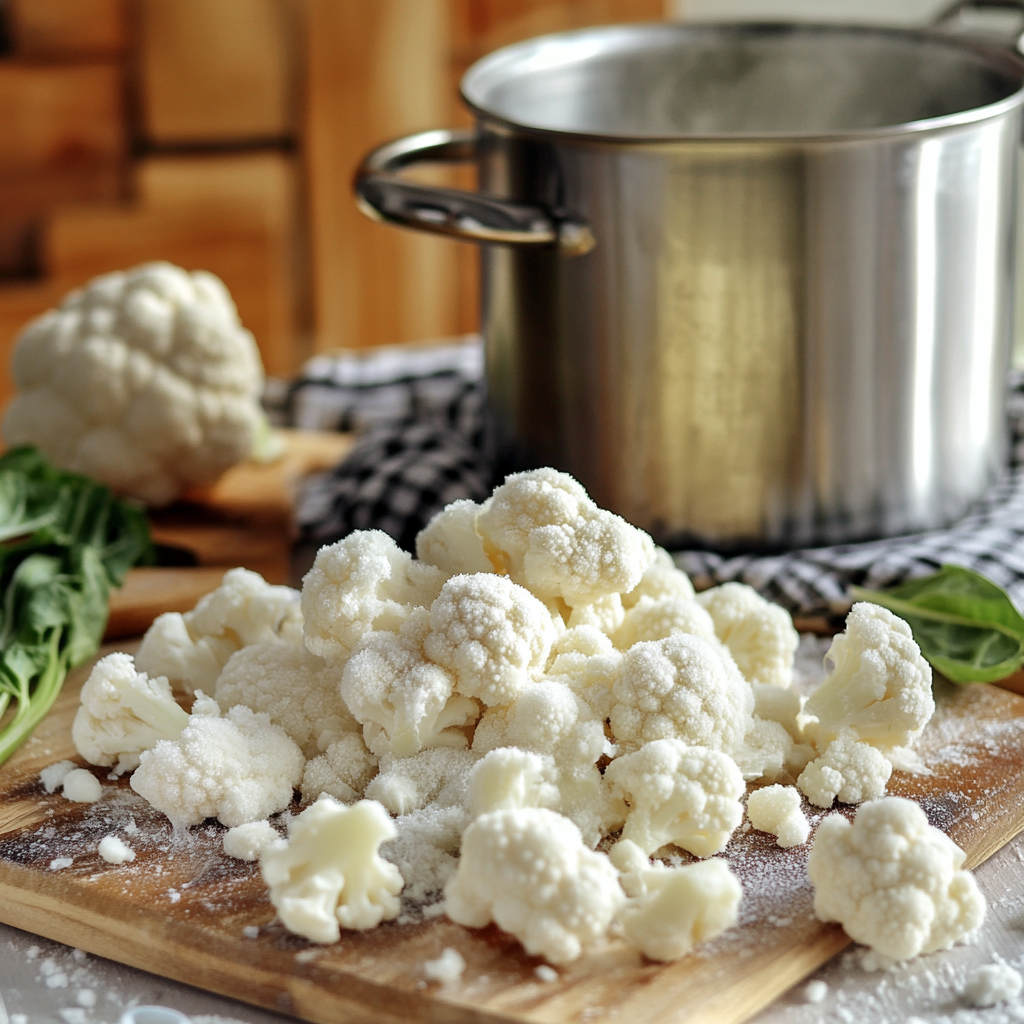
460, 21, 1024, 145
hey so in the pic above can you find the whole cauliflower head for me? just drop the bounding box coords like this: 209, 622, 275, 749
476, 468, 655, 606
808, 797, 986, 960
804, 603, 934, 750
605, 740, 745, 856
445, 807, 625, 964
424, 573, 558, 706
301, 530, 446, 665
3, 262, 264, 505
696, 583, 799, 687
608, 633, 754, 755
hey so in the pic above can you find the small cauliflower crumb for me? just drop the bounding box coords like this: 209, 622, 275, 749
963, 964, 1023, 1007
746, 785, 809, 848
535, 965, 559, 983
62, 769, 102, 803
422, 947, 466, 984
804, 980, 828, 1003
97, 835, 135, 864
40, 760, 76, 794
243, 925, 260, 939
223, 820, 280, 861
49, 857, 73, 870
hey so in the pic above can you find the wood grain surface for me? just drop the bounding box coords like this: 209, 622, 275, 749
2, 647, 1023, 1024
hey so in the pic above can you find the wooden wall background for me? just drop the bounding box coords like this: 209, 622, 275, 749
0, 0, 666, 413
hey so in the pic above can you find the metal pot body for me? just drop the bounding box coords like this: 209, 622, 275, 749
357, 23, 1024, 549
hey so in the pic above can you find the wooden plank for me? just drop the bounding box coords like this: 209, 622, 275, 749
1, 660, 1022, 1024
7, 0, 128, 57
138, 0, 296, 143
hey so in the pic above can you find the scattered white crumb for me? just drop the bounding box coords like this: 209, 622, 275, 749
860, 949, 898, 973
223, 820, 278, 861
123, 816, 139, 835
11, 1015, 27, 1024
49, 857, 73, 871
422, 948, 466, 985
242, 925, 260, 939
963, 963, 1024, 1007
804, 979, 828, 1003
61, 769, 102, 803
535, 965, 559, 983
40, 760, 76, 794
45, 971, 69, 988
58, 1008, 87, 1024
26, 945, 40, 960
76, 990, 96, 1008
167, 889, 181, 903
98, 835, 136, 865
422, 902, 446, 919
71, 949, 86, 961
294, 949, 320, 963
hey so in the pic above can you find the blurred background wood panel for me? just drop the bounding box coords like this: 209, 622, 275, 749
7, 0, 128, 57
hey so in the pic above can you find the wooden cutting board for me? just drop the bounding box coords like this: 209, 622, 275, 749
1, 646, 1023, 1024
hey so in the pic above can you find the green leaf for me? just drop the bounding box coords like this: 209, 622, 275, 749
852, 565, 1024, 684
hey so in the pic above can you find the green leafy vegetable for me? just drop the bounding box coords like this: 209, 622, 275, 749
852, 565, 1024, 684
0, 446, 154, 766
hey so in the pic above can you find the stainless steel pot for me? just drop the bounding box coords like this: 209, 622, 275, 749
355, 21, 1024, 550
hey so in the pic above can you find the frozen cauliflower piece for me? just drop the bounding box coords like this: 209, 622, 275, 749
696, 583, 799, 687
605, 740, 744, 856
341, 609, 479, 758
415, 499, 495, 575
621, 547, 695, 608
613, 595, 718, 651
72, 652, 189, 774
301, 530, 446, 665
607, 633, 753, 756
476, 468, 655, 606
130, 693, 304, 828
611, 840, 742, 961
798, 731, 892, 808
2, 262, 265, 506
467, 747, 561, 816
808, 797, 985, 960
383, 803, 470, 903
804, 602, 934, 750
746, 785, 809, 847
445, 807, 624, 964
223, 820, 279, 861
301, 732, 378, 804
214, 639, 356, 757
424, 573, 557, 706
365, 747, 479, 815
733, 716, 796, 783
751, 682, 804, 742
135, 568, 302, 694
260, 798, 403, 941
963, 964, 1023, 1007
564, 592, 625, 636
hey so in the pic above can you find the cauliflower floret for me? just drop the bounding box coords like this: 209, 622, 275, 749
751, 682, 804, 742
301, 733, 379, 804
135, 568, 303, 694
364, 748, 479, 815
611, 840, 742, 961
341, 609, 479, 758
260, 797, 403, 941
72, 652, 189, 774
566, 593, 626, 635
808, 797, 986, 960
301, 530, 446, 665
223, 820, 280, 861
467, 748, 561, 816
445, 808, 624, 964
798, 731, 892, 808
382, 804, 470, 903
621, 548, 695, 608
2, 262, 265, 505
696, 583, 799, 687
613, 595, 718, 651
746, 785, 809, 847
130, 694, 304, 828
608, 634, 753, 756
804, 603, 934, 750
604, 740, 744, 856
214, 639, 356, 757
415, 499, 495, 575
424, 573, 557, 706
733, 717, 796, 782
476, 468, 655, 606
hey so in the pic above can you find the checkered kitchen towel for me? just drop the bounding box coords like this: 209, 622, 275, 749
278, 338, 1024, 617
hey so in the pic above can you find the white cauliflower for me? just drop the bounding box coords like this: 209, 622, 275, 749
808, 797, 986, 960
733, 716, 796, 782
340, 609, 479, 758
445, 808, 624, 964
751, 682, 804, 742
260, 797, 403, 941
803, 602, 934, 750
745, 785, 809, 847
566, 593, 625, 635
475, 468, 655, 606
611, 840, 742, 961
135, 568, 303, 694
301, 733, 379, 804
72, 652, 189, 774
467, 748, 561, 816
2, 262, 264, 505
621, 548, 695, 608
130, 693, 304, 828
415, 499, 495, 575
424, 573, 557, 706
223, 820, 280, 861
696, 583, 799, 687
214, 639, 356, 757
613, 595, 718, 651
364, 747, 479, 815
798, 731, 892, 808
301, 530, 446, 665
382, 804, 470, 903
607, 634, 753, 755
604, 740, 745, 856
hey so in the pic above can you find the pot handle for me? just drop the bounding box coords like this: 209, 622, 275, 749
354, 128, 596, 257
932, 0, 1024, 51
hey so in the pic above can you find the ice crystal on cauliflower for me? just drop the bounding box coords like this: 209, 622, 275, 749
365, 747, 479, 815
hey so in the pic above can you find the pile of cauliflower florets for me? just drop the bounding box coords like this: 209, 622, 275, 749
70, 468, 985, 966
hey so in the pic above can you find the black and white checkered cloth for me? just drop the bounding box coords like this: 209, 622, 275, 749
277, 339, 1024, 617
